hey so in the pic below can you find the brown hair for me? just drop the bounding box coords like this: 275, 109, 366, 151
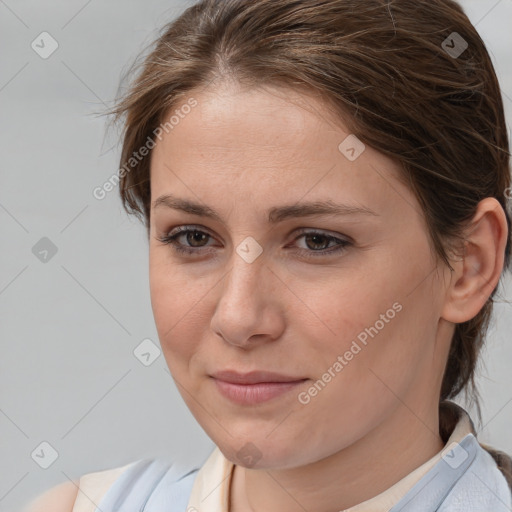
108, 0, 511, 424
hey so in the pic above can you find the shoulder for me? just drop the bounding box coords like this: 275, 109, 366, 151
21, 479, 80, 512
23, 457, 202, 512
21, 460, 138, 512
440, 437, 512, 511
479, 441, 512, 490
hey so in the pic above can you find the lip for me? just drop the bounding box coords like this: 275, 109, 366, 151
210, 370, 308, 405
210, 370, 306, 384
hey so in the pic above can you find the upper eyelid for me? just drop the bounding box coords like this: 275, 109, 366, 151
166, 224, 345, 236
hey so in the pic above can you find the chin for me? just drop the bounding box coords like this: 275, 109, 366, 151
212, 429, 320, 470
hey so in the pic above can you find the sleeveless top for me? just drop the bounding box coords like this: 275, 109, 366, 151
71, 401, 512, 512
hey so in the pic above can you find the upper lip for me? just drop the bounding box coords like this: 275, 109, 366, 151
211, 370, 307, 384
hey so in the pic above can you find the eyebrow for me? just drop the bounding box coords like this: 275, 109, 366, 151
151, 194, 379, 223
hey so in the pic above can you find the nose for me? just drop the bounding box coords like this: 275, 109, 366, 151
210, 245, 286, 349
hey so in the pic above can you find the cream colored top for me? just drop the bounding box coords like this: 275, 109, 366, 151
186, 412, 473, 512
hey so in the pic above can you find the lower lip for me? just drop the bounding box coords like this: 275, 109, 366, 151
212, 378, 307, 405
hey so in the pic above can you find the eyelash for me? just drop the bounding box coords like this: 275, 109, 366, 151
155, 225, 351, 258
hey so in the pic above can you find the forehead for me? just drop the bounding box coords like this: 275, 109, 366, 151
157, 83, 343, 158
149, 83, 413, 219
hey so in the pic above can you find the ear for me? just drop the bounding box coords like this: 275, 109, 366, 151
441, 197, 509, 323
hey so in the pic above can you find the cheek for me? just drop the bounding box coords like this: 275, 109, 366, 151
148, 253, 208, 372
303, 244, 440, 393
288, 280, 433, 455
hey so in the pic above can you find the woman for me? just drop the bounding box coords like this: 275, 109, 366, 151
24, 0, 512, 510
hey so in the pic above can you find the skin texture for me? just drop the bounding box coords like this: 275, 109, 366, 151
148, 81, 508, 512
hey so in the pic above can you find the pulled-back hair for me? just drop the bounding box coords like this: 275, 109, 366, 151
108, 0, 511, 420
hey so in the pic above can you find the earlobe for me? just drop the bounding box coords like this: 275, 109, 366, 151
441, 197, 508, 324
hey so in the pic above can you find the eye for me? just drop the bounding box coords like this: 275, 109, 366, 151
155, 225, 352, 258
291, 229, 351, 257
156, 226, 216, 256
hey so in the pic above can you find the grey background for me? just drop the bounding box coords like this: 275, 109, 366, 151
0, 1, 511, 511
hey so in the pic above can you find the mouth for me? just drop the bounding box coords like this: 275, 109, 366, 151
210, 370, 308, 405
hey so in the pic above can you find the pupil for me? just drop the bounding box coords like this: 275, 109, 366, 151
307, 234, 327, 250
189, 231, 207, 247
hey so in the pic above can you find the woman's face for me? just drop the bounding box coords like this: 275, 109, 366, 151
149, 82, 452, 468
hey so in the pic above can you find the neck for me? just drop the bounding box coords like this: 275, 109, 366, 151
230, 402, 445, 512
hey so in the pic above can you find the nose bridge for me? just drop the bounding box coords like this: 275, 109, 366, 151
209, 236, 279, 345
224, 236, 267, 302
